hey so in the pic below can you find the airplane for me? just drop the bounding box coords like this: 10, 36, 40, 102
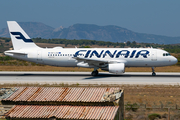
4, 21, 178, 76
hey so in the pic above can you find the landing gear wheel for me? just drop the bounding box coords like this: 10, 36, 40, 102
151, 67, 156, 76
91, 70, 98, 76
152, 72, 156, 76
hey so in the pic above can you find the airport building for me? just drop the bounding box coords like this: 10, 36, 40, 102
0, 87, 124, 120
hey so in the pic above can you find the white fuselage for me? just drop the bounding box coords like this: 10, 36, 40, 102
5, 21, 178, 75
5, 47, 178, 68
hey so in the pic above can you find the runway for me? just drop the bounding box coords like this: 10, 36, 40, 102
0, 72, 180, 85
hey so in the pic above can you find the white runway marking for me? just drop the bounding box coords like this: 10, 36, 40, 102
0, 72, 179, 85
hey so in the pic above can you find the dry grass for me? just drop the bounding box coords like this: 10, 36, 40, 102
126, 66, 180, 72
123, 85, 180, 120
124, 85, 180, 106
0, 65, 179, 72
0, 66, 94, 71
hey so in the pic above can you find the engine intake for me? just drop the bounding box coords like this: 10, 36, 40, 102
101, 63, 125, 74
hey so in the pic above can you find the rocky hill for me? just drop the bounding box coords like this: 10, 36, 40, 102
0, 22, 180, 44
0, 22, 54, 39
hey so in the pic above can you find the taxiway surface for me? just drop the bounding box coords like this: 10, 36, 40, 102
0, 72, 179, 85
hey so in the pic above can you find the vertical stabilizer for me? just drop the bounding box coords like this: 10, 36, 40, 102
7, 21, 39, 50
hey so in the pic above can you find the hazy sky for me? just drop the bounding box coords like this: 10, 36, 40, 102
0, 0, 180, 37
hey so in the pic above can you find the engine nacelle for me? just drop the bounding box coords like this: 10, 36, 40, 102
102, 63, 125, 74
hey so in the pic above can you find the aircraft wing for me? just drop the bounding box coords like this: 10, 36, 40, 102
73, 57, 126, 67
73, 57, 108, 63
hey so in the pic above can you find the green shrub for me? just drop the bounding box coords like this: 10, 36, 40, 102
0, 56, 15, 61
131, 103, 139, 112
148, 113, 161, 120
125, 103, 139, 112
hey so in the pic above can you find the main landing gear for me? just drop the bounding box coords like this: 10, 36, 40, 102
91, 68, 99, 76
152, 67, 156, 76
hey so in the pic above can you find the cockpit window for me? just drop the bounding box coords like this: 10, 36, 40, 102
163, 53, 171, 56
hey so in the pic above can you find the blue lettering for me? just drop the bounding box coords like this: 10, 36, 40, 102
90, 50, 104, 58
74, 50, 87, 57
103, 50, 117, 58
85, 50, 91, 58
116, 50, 130, 58
74, 49, 150, 58
135, 50, 149, 58
130, 50, 136, 58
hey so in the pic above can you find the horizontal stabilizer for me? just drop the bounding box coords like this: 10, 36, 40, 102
4, 50, 27, 55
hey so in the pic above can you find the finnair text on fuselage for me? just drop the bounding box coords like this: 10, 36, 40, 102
73, 50, 149, 58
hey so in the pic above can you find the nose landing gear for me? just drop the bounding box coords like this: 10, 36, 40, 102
152, 67, 156, 76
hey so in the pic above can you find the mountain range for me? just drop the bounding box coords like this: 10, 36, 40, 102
0, 22, 180, 44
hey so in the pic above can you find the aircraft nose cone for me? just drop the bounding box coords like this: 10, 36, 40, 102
175, 58, 178, 64
172, 57, 178, 64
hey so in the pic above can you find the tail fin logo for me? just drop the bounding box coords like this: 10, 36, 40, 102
10, 32, 33, 42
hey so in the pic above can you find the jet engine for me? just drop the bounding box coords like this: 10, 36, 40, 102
101, 63, 125, 74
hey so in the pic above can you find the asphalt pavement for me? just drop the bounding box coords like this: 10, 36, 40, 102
0, 72, 179, 85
